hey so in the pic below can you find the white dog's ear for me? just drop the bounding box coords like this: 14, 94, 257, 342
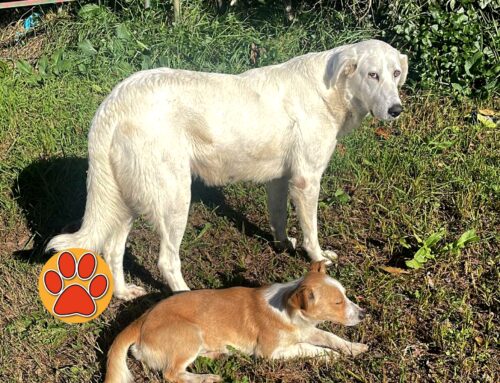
399, 54, 408, 86
324, 50, 357, 89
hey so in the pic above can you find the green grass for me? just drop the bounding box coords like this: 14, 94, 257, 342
0, 1, 499, 382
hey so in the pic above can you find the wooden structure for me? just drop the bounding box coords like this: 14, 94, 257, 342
0, 0, 75, 9
0, 0, 181, 20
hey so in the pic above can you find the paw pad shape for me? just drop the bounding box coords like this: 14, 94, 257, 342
43, 251, 109, 317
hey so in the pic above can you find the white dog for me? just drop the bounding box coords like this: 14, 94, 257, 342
47, 39, 407, 300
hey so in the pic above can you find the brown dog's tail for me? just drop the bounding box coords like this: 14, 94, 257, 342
104, 317, 143, 383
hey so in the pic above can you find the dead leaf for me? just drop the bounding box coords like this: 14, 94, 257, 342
375, 127, 391, 139
336, 143, 346, 155
478, 108, 496, 116
249, 43, 265, 66
474, 336, 484, 346
426, 272, 435, 288
379, 266, 410, 275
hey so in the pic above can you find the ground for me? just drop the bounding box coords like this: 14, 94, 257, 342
0, 2, 498, 383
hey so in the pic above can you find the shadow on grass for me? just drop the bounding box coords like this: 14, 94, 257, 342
11, 156, 272, 262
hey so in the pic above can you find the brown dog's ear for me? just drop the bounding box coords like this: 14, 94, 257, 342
309, 261, 327, 274
288, 286, 315, 311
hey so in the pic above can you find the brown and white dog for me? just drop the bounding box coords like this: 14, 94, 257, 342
105, 262, 368, 383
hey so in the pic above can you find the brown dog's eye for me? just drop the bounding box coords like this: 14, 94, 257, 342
368, 72, 379, 80
394, 70, 401, 77
335, 301, 343, 305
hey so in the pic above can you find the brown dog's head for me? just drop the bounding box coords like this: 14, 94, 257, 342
287, 261, 366, 326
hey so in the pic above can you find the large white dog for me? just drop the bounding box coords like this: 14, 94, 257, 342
47, 39, 407, 300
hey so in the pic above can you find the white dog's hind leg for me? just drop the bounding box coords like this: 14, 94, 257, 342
289, 176, 338, 263
144, 163, 191, 292
266, 176, 296, 251
101, 214, 147, 300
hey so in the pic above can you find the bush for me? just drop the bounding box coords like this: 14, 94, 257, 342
378, 0, 499, 99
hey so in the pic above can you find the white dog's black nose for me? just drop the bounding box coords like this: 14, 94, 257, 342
388, 104, 403, 118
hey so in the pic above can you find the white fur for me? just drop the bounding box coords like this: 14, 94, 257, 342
264, 279, 302, 323
46, 39, 407, 299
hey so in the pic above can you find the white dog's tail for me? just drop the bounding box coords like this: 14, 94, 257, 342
104, 316, 143, 383
46, 99, 127, 255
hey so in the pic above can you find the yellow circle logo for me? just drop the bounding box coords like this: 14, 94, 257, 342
38, 248, 113, 323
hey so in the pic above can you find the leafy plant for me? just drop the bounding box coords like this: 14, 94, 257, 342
406, 229, 445, 269
443, 229, 480, 255
380, 0, 499, 99
15, 50, 74, 83
406, 229, 480, 269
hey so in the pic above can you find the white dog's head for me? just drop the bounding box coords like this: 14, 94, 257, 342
324, 39, 408, 121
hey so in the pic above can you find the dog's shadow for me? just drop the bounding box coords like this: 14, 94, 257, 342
12, 156, 272, 269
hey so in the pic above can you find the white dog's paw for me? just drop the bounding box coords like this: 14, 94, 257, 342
347, 342, 369, 357
169, 280, 191, 292
115, 284, 147, 301
287, 237, 297, 250
321, 250, 338, 262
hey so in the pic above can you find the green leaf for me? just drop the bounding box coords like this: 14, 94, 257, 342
78, 4, 102, 20
55, 59, 72, 74
477, 114, 496, 129
406, 259, 423, 269
141, 55, 153, 70
334, 188, 351, 203
116, 24, 132, 40
0, 60, 9, 78
465, 51, 482, 76
78, 39, 97, 56
424, 230, 445, 247
116, 61, 134, 75
429, 140, 455, 150
455, 229, 479, 249
195, 223, 212, 241
16, 59, 34, 75
38, 55, 49, 76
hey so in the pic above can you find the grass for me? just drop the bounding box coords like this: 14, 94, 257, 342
0, 1, 499, 382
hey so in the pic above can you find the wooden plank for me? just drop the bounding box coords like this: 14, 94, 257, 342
0, 0, 75, 9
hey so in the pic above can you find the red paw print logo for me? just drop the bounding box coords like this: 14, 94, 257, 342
38, 249, 113, 323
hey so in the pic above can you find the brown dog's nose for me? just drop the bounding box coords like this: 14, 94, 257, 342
359, 309, 366, 320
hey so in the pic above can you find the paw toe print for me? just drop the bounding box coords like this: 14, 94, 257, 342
43, 251, 109, 318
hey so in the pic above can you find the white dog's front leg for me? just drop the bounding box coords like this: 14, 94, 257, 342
289, 176, 337, 262
306, 329, 368, 357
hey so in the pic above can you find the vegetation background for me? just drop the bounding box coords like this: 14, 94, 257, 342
0, 0, 498, 382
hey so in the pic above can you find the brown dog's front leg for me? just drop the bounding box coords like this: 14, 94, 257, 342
306, 329, 368, 357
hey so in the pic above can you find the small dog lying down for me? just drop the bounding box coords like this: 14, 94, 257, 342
105, 262, 368, 383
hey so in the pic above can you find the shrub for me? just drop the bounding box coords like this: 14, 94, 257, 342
378, 0, 499, 98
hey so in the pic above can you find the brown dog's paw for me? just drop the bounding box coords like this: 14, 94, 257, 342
348, 342, 369, 357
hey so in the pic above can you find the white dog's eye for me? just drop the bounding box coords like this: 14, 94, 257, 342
394, 70, 401, 77
368, 72, 379, 80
